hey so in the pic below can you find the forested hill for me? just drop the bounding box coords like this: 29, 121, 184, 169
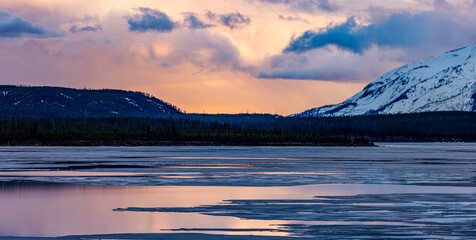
0, 85, 182, 117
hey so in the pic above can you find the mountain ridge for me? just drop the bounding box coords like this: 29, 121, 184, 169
0, 85, 182, 117
293, 43, 476, 117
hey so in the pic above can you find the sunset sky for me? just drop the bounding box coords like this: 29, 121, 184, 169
1, 0, 475, 115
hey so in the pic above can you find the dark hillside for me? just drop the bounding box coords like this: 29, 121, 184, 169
0, 85, 182, 117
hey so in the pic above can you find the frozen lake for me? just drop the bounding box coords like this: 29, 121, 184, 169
0, 143, 475, 239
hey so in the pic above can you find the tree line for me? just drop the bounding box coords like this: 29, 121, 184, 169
0, 111, 474, 146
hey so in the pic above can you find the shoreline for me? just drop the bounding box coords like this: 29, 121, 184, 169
0, 140, 375, 147
0, 233, 301, 240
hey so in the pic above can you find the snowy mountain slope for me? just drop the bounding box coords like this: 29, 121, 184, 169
294, 44, 476, 117
0, 86, 182, 117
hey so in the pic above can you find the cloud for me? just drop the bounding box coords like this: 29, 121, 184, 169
433, 0, 452, 9
415, 0, 453, 9
255, 0, 340, 13
69, 15, 102, 33
263, 9, 476, 82
278, 15, 309, 23
126, 9, 249, 32
183, 14, 214, 29
285, 16, 363, 53
127, 7, 175, 33
164, 30, 255, 73
206, 11, 251, 30
309, 0, 339, 12
285, 11, 476, 56
123, 8, 252, 71
0, 10, 59, 38
259, 46, 402, 81
70, 25, 102, 33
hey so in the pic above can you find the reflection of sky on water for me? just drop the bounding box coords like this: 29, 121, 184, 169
0, 183, 289, 237
0, 143, 475, 238
1, 182, 474, 237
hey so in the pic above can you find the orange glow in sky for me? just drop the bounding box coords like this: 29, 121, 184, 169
0, 0, 474, 114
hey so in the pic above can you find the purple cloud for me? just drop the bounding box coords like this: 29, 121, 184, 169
127, 8, 175, 33
0, 10, 60, 38
183, 14, 214, 29
255, 0, 339, 13
285, 11, 476, 55
206, 11, 251, 30
70, 25, 102, 33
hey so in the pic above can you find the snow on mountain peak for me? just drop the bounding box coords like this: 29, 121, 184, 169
294, 44, 476, 117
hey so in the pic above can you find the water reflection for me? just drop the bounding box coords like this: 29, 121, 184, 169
0, 182, 284, 237
1, 144, 475, 238
1, 181, 474, 237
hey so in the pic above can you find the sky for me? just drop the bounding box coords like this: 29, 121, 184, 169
0, 0, 475, 115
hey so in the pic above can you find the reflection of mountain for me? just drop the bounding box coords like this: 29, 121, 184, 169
0, 85, 181, 117
294, 44, 476, 117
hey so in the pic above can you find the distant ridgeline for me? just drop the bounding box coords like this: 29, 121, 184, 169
0, 85, 182, 117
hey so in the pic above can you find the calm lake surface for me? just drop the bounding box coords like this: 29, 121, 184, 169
0, 143, 475, 239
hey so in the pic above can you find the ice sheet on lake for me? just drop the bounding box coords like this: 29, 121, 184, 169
0, 143, 475, 187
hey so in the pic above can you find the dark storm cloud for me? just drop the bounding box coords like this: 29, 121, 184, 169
127, 7, 175, 33
0, 10, 59, 38
69, 25, 102, 33
206, 11, 251, 30
255, 0, 339, 13
285, 11, 476, 54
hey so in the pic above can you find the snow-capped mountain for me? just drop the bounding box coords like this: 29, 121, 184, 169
294, 44, 476, 117
0, 86, 182, 117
